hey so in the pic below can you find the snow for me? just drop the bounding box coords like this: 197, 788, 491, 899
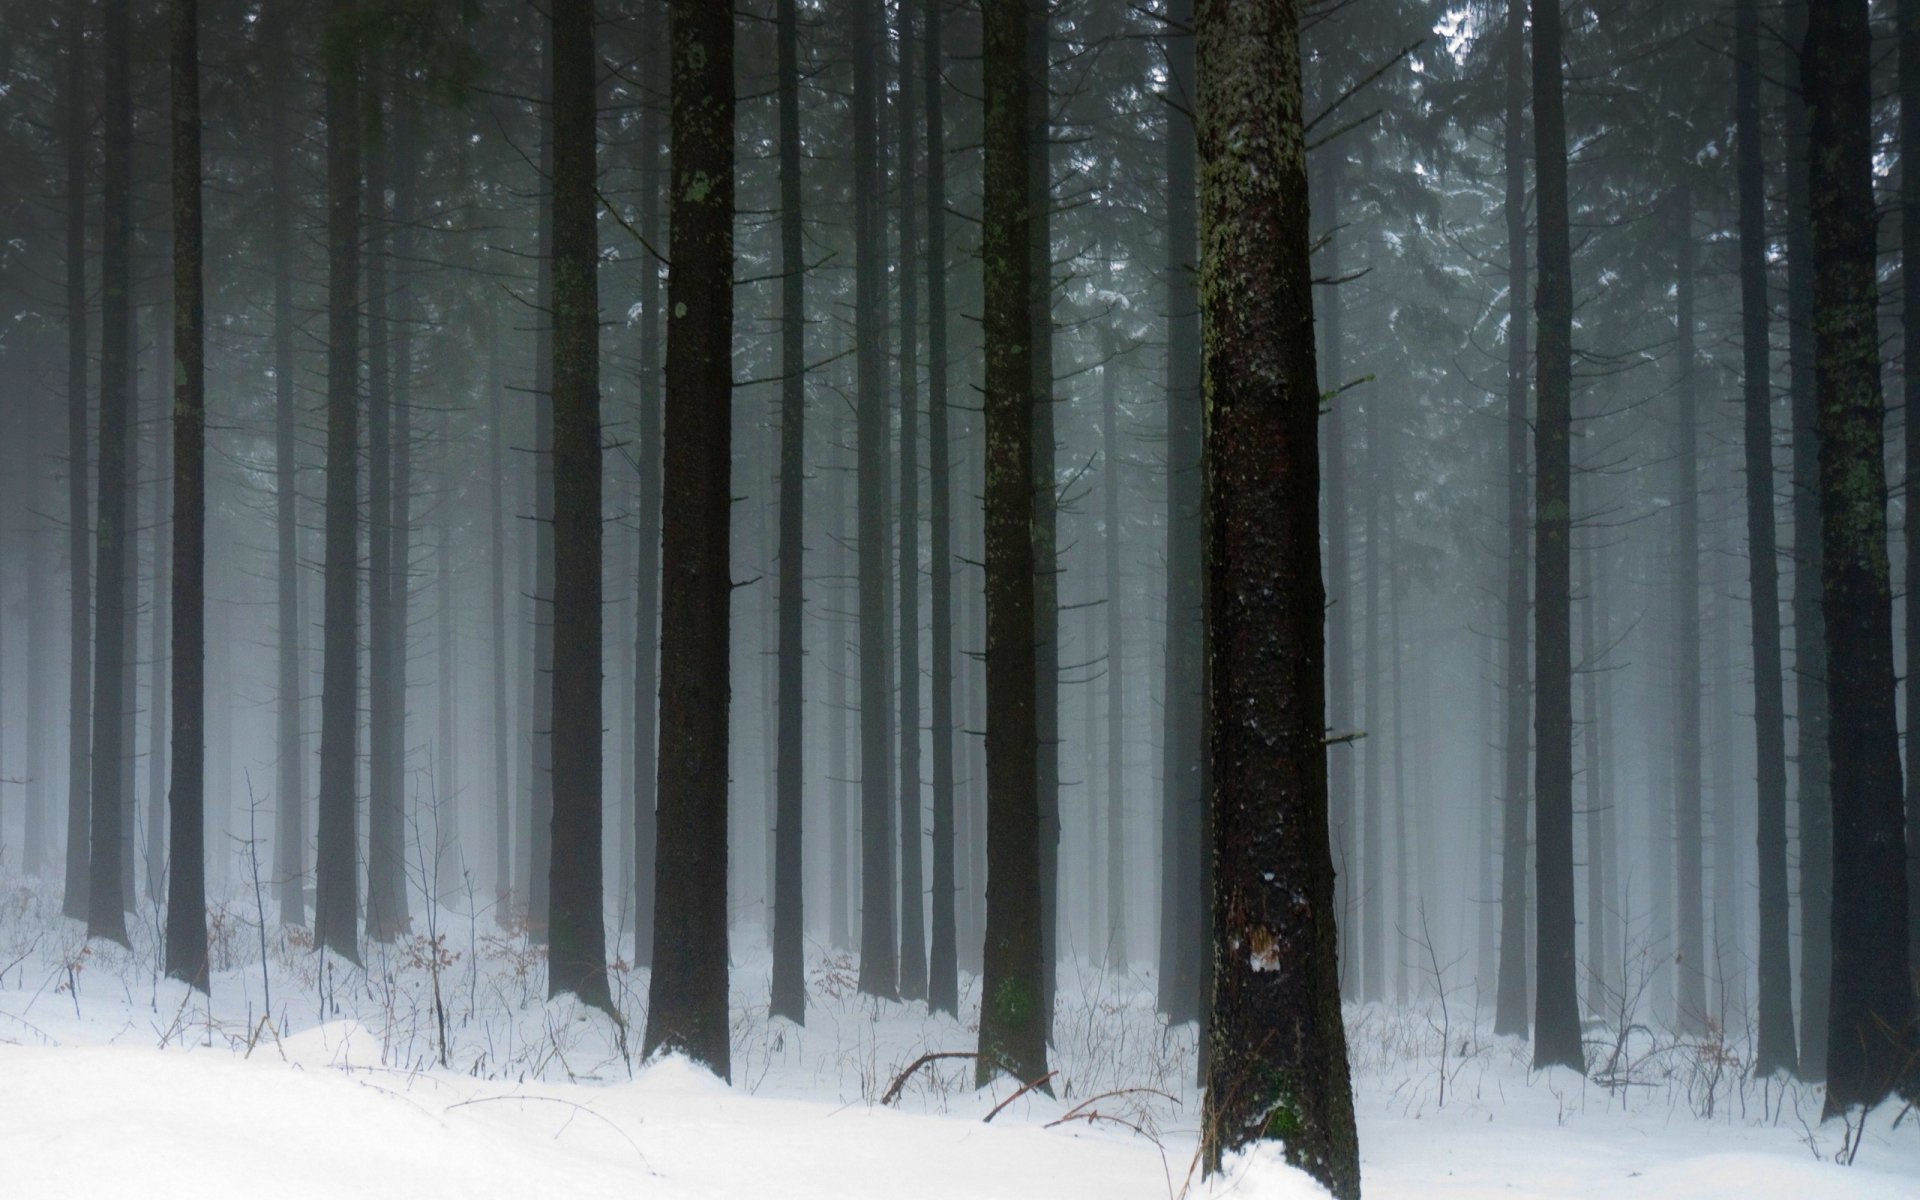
0, 879, 1914, 1198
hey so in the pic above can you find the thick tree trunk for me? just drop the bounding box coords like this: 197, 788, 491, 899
770, 0, 808, 1025
1193, 1, 1358, 1191
365, 82, 404, 942
1529, 0, 1582, 1073
529, 45, 556, 944
1027, 0, 1059, 1030
1158, 0, 1205, 1027
1102, 350, 1127, 974
1495, 0, 1532, 1040
853, 0, 898, 1000
164, 0, 208, 989
62, 1, 91, 922
925, 0, 959, 1018
314, 0, 363, 965
1900, 0, 1920, 999
87, 0, 134, 947
643, 0, 734, 1077
976, 0, 1049, 1091
897, 0, 927, 1004
546, 0, 612, 1012
1742, 0, 1796, 1075
1672, 189, 1707, 1033
1804, 0, 1917, 1114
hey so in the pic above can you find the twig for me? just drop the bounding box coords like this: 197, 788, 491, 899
983, 1070, 1058, 1124
881, 1051, 978, 1106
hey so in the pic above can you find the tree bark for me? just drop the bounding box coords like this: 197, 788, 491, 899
87, 0, 134, 947
61, 2, 91, 923
1804, 0, 1917, 1114
1027, 0, 1059, 1031
164, 0, 208, 989
269, 7, 305, 929
1741, 0, 1796, 1075
633, 0, 665, 966
643, 0, 735, 1077
1102, 348, 1127, 974
1899, 0, 1920, 1001
1529, 0, 1582, 1073
770, 0, 808, 1025
1193, 0, 1358, 1191
976, 0, 1049, 1091
896, 0, 927, 1005
1672, 188, 1707, 1033
925, 0, 959, 1018
365, 78, 404, 942
315, 0, 364, 965
1495, 0, 1532, 1040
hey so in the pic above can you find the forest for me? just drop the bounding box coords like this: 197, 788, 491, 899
0, 1, 1916, 1197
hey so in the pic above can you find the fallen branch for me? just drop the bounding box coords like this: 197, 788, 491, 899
881, 1050, 978, 1107
983, 1069, 1058, 1124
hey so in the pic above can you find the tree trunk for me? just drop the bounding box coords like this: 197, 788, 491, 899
1672, 188, 1707, 1033
853, 0, 898, 1000
1193, 0, 1358, 1191
545, 0, 612, 1012
1027, 0, 1059, 1031
164, 0, 208, 988
365, 80, 404, 943
1102, 349, 1127, 974
643, 0, 735, 1077
1741, 0, 1796, 1075
269, 7, 304, 929
87, 0, 134, 947
925, 0, 959, 1018
62, 1, 91, 923
1495, 0, 1532, 1040
896, 0, 927, 1005
770, 0, 808, 1025
1158, 0, 1205, 1028
1529, 0, 1582, 1073
1783, 0, 1832, 1083
315, 0, 363, 965
1900, 0, 1920, 1002
633, 0, 665, 966
1804, 0, 1917, 1114
1318, 150, 1356, 1002
529, 41, 556, 944
1361, 388, 1383, 1002
146, 405, 169, 910
975, 0, 1049, 1091
489, 300, 511, 910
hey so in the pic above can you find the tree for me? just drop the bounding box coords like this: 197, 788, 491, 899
896, 0, 927, 1005
86, 0, 133, 948
1901, 0, 1920, 990
643, 0, 734, 1078
770, 0, 808, 1025
632, 0, 665, 967
1804, 0, 1917, 1115
315, 0, 365, 966
1739, 0, 1795, 1076
545, 0, 612, 1012
1493, 0, 1531, 1040
853, 0, 898, 1001
1671, 187, 1706, 1033
924, 0, 960, 1018
163, 0, 208, 991
976, 0, 1049, 1091
1192, 0, 1358, 1191
61, 0, 91, 925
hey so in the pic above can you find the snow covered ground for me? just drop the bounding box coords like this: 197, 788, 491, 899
0, 877, 1913, 1198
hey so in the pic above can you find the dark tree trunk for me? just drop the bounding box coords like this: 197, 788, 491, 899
1495, 0, 1532, 1040
1317, 150, 1356, 1001
1672, 189, 1707, 1033
853, 0, 898, 1000
1784, 0, 1832, 1081
896, 0, 927, 1005
1158, 0, 1205, 1028
529, 43, 556, 944
1361, 386, 1383, 1002
87, 0, 134, 947
490, 301, 511, 910
976, 0, 1048, 1091
633, 0, 664, 967
269, 8, 304, 929
1900, 0, 1920, 999
1742, 0, 1796, 1075
925, 0, 959, 1018
545, 0, 612, 1012
1529, 0, 1582, 1074
164, 0, 208, 989
643, 0, 734, 1077
1804, 0, 1917, 1114
62, 2, 91, 923
146, 406, 169, 910
1027, 0, 1059, 1031
770, 0, 808, 1025
315, 0, 363, 965
1193, 1, 1358, 1192
1579, 539, 1605, 1014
